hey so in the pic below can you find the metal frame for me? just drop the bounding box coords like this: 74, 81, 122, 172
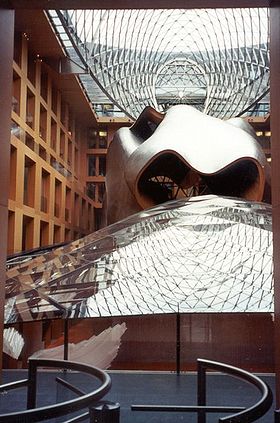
0, 358, 112, 422
5, 197, 273, 323
48, 8, 269, 119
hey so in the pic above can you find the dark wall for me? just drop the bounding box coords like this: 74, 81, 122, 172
5, 312, 273, 372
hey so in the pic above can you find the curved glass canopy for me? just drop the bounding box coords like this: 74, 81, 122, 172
5, 196, 273, 324
49, 8, 269, 119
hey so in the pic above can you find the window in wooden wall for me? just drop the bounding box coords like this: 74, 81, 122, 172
99, 155, 106, 176
12, 70, 21, 115
81, 198, 86, 228
98, 182, 106, 203
61, 102, 67, 127
86, 182, 95, 200
39, 104, 47, 141
25, 132, 35, 152
65, 187, 71, 223
51, 118, 57, 151
40, 71, 48, 102
88, 203, 93, 230
88, 155, 96, 176
65, 228, 71, 242
9, 145, 17, 201
94, 208, 103, 231
40, 220, 49, 247
7, 211, 15, 255
11, 119, 21, 140
60, 130, 65, 160
23, 156, 36, 207
51, 85, 58, 114
88, 128, 98, 148
22, 215, 34, 251
53, 224, 61, 244
27, 55, 36, 87
54, 178, 62, 218
39, 145, 47, 161
68, 113, 73, 134
67, 139, 72, 166
74, 147, 79, 175
13, 32, 22, 67
26, 88, 35, 129
98, 130, 108, 148
41, 169, 50, 213
74, 193, 79, 227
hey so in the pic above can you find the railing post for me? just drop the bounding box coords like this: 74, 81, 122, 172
197, 360, 206, 423
27, 359, 37, 409
89, 401, 120, 423
64, 318, 69, 361
176, 309, 181, 375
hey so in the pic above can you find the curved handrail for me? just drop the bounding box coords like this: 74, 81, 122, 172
0, 359, 111, 423
197, 358, 273, 423
132, 358, 273, 423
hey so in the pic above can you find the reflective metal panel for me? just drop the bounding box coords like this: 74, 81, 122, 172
5, 195, 273, 324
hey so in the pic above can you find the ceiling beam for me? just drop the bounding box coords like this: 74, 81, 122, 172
0, 0, 273, 9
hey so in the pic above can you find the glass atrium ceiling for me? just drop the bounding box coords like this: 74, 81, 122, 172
48, 8, 269, 120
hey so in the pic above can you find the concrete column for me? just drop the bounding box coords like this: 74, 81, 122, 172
270, 3, 280, 409
0, 9, 15, 374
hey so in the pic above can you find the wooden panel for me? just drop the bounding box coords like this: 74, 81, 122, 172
6, 22, 98, 255
0, 9, 15, 379
29, 313, 274, 373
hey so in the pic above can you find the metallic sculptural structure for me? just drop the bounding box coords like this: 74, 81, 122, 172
5, 195, 273, 324
106, 105, 270, 225
48, 8, 269, 119
5, 101, 272, 325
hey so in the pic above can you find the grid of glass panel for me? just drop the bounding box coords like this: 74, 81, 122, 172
48, 8, 269, 119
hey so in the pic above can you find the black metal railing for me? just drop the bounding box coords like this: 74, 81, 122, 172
131, 358, 273, 423
0, 358, 114, 423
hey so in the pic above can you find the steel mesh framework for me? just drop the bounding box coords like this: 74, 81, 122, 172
49, 8, 269, 119
5, 196, 273, 324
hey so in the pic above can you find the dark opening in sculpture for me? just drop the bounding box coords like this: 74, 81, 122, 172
106, 105, 270, 225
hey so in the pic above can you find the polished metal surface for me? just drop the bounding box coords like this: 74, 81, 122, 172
48, 8, 269, 119
106, 105, 270, 224
5, 195, 273, 324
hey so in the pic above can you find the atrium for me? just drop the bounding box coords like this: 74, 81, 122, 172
0, 1, 280, 421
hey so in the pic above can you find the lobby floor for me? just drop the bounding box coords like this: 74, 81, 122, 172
0, 370, 275, 422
